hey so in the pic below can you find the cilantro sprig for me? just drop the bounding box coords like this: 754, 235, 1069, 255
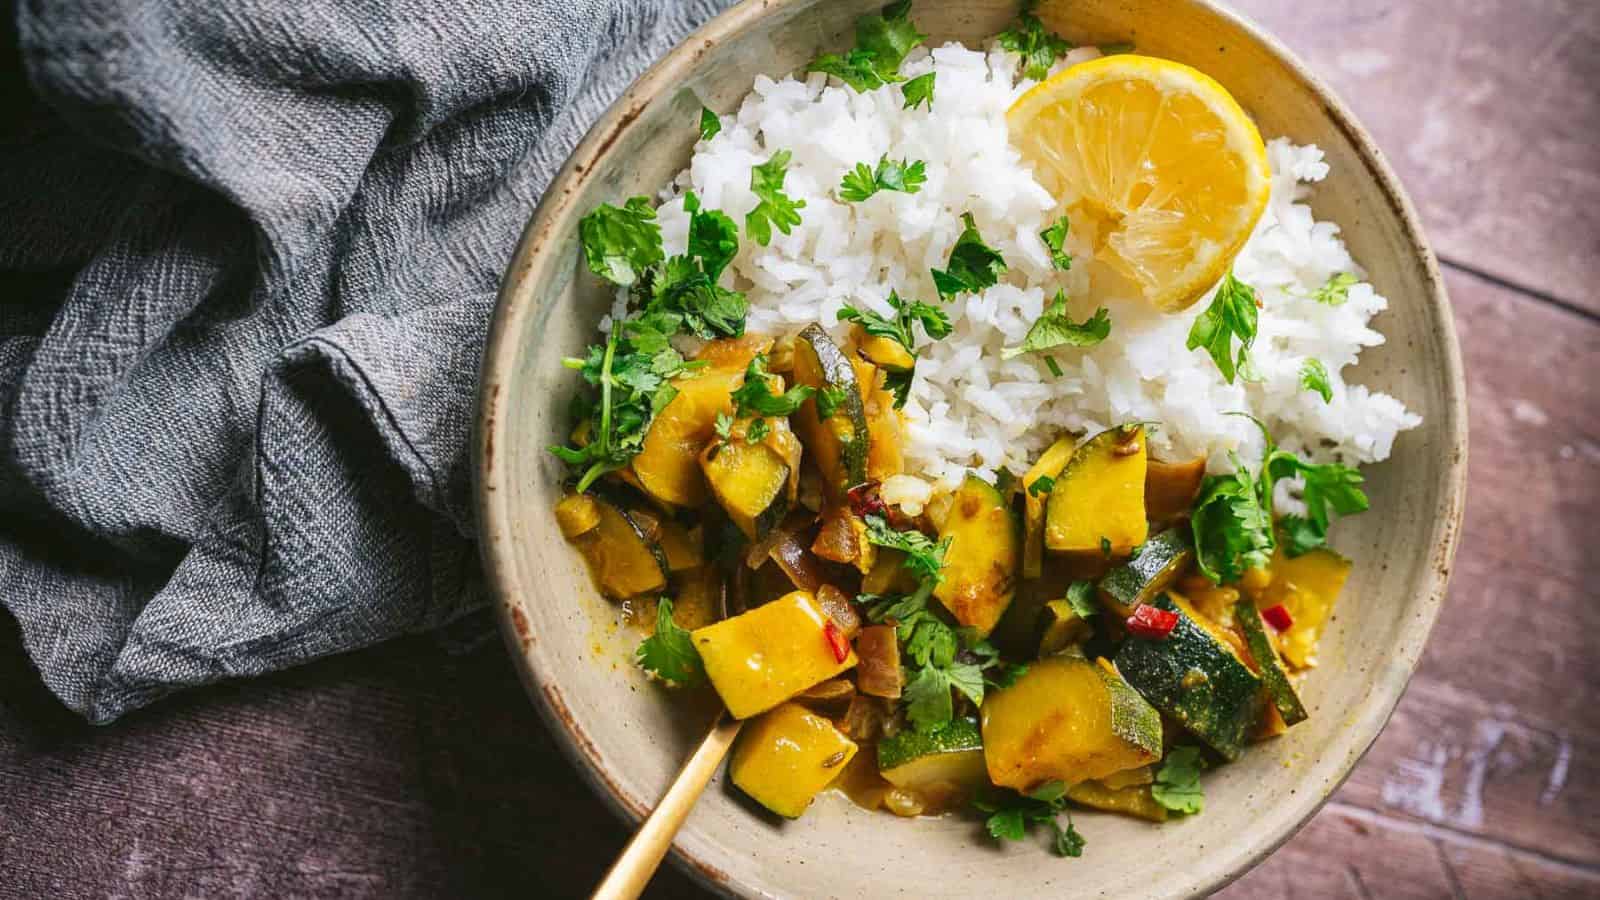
1065, 580, 1098, 620
1309, 271, 1358, 306
1152, 745, 1206, 814
1003, 290, 1110, 358
839, 155, 927, 202
746, 151, 806, 246
635, 598, 705, 686
974, 782, 1086, 858
997, 0, 1073, 81
554, 192, 748, 489
932, 212, 1007, 300
806, 1, 926, 91
1186, 271, 1259, 383
698, 106, 721, 141
725, 353, 815, 442
837, 290, 951, 407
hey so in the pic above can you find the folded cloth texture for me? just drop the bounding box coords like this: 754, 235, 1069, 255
0, 0, 734, 723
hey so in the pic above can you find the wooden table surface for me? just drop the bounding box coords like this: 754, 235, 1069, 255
3, 1, 1597, 897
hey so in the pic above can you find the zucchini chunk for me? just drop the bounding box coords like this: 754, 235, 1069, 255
791, 324, 870, 496
730, 701, 858, 818
630, 336, 768, 508
1065, 780, 1169, 823
553, 492, 601, 539
1114, 593, 1265, 760
1045, 425, 1149, 555
1145, 456, 1208, 524
877, 716, 987, 800
1235, 597, 1308, 726
981, 652, 1163, 792
852, 356, 906, 483
569, 495, 669, 600
692, 590, 857, 719
1098, 528, 1193, 617
932, 473, 1019, 636
1256, 546, 1352, 669
1021, 435, 1076, 578
852, 326, 917, 372
1037, 598, 1092, 655
700, 435, 792, 540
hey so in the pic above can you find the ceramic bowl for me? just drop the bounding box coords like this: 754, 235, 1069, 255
475, 1, 1468, 895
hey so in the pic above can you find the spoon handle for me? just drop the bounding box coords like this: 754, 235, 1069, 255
591, 713, 744, 900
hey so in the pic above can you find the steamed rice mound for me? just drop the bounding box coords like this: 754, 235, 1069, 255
650, 42, 1420, 493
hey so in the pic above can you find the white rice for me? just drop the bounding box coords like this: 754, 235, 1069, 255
651, 43, 1420, 493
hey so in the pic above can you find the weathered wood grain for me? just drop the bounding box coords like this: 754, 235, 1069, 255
1230, 0, 1600, 312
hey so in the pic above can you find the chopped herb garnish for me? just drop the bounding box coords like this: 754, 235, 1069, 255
839, 154, 928, 202
578, 197, 664, 287
974, 785, 1086, 858
1040, 215, 1072, 270
1186, 271, 1259, 383
713, 412, 734, 440
1043, 355, 1063, 377
731, 354, 815, 417
1100, 537, 1112, 557
863, 514, 950, 584
1190, 454, 1274, 583
932, 212, 1007, 300
806, 0, 926, 91
745, 151, 806, 246
1265, 450, 1368, 557
837, 290, 951, 408
901, 71, 935, 109
1300, 358, 1333, 403
1027, 475, 1055, 497
997, 0, 1073, 81
1152, 745, 1206, 814
1309, 271, 1358, 306
698, 106, 721, 141
1003, 290, 1110, 358
1065, 580, 1098, 619
635, 598, 705, 686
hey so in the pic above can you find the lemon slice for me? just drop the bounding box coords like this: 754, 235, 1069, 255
1007, 55, 1270, 312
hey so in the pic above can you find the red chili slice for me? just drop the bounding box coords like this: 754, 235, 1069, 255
1126, 603, 1179, 640
1261, 604, 1294, 631
823, 620, 851, 663
846, 481, 886, 520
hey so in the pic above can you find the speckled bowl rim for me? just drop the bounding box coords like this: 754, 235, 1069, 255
474, 1, 1469, 896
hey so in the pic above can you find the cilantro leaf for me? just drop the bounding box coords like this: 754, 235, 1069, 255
1186, 271, 1259, 383
838, 155, 928, 202
863, 514, 950, 584
578, 197, 663, 286
635, 598, 705, 686
902, 71, 935, 109
1190, 453, 1275, 583
973, 786, 1087, 858
837, 290, 951, 350
1264, 451, 1368, 554
932, 213, 1007, 300
903, 664, 956, 730
1152, 745, 1206, 814
1278, 513, 1327, 557
1065, 580, 1098, 620
745, 150, 806, 246
997, 1, 1073, 80
1003, 290, 1110, 358
699, 106, 721, 141
1027, 475, 1055, 497
816, 384, 847, 420
731, 353, 815, 418
713, 412, 734, 440
1300, 357, 1333, 403
805, 1, 925, 90
1040, 215, 1072, 270
1309, 271, 1358, 306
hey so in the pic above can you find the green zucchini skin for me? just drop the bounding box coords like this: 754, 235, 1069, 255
1114, 593, 1264, 760
1235, 597, 1308, 726
795, 324, 869, 490
1099, 528, 1192, 617
877, 716, 983, 772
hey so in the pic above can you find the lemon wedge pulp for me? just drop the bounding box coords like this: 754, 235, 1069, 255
1007, 55, 1271, 312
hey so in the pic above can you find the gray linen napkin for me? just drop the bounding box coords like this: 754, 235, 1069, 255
0, 0, 734, 723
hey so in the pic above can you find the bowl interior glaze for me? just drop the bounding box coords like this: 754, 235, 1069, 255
476, 1, 1467, 896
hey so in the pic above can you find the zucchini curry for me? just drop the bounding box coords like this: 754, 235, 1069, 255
547, 2, 1372, 859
